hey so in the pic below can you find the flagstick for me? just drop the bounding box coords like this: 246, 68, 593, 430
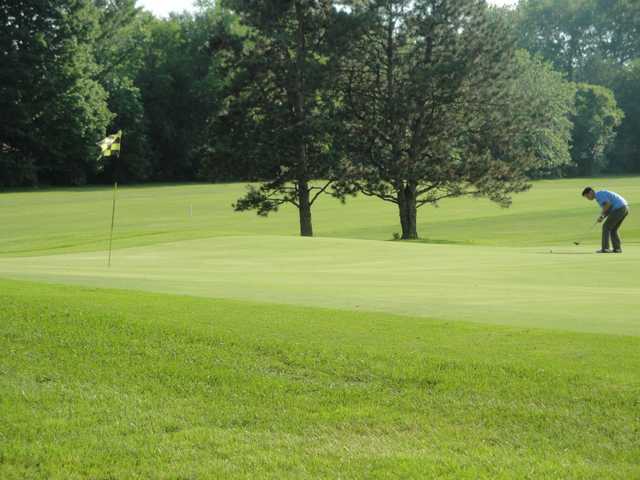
108, 182, 118, 268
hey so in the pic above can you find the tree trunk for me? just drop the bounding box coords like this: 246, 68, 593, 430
294, 1, 313, 237
580, 153, 594, 177
398, 183, 418, 240
386, 10, 418, 239
298, 179, 313, 237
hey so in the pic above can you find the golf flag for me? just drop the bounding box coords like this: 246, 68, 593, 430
98, 130, 122, 158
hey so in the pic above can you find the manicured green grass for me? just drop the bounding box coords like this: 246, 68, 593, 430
1, 279, 639, 479
1, 177, 638, 256
0, 236, 639, 335
1, 178, 639, 478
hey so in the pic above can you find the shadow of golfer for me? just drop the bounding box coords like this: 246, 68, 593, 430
539, 251, 594, 255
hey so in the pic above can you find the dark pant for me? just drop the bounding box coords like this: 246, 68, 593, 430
602, 206, 629, 251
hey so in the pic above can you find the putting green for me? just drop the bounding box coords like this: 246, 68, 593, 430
1, 235, 638, 336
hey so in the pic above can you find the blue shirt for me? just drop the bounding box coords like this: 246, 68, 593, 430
595, 190, 628, 211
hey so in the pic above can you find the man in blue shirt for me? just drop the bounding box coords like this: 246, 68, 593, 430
582, 187, 629, 253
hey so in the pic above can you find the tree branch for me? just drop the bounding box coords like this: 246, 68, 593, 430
416, 189, 475, 208
309, 179, 333, 205
360, 187, 399, 205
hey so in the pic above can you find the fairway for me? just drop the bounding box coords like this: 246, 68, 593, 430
2, 178, 640, 478
1, 177, 639, 257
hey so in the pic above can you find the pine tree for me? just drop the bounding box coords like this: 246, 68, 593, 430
222, 0, 354, 236
336, 0, 574, 239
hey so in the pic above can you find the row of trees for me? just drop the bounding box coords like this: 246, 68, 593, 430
1, 0, 233, 185
1, 0, 638, 237
222, 0, 625, 238
512, 0, 639, 175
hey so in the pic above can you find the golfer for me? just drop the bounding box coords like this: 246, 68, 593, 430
582, 187, 629, 253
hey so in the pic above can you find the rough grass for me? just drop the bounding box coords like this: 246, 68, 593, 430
1, 279, 639, 479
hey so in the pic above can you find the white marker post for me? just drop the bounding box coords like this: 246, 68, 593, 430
107, 182, 118, 267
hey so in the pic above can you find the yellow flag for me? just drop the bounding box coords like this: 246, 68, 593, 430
97, 130, 122, 157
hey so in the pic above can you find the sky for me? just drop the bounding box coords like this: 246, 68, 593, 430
138, 0, 516, 18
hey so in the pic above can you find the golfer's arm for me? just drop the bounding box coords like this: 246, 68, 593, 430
601, 202, 612, 217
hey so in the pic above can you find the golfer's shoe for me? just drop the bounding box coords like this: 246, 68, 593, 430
596, 249, 612, 253
613, 249, 623, 253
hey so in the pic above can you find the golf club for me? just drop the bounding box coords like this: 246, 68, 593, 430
573, 219, 599, 245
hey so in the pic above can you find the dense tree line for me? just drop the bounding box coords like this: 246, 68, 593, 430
1, 0, 234, 186
1, 0, 638, 235
511, 0, 639, 173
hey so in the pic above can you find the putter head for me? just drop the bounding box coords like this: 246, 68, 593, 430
573, 241, 580, 245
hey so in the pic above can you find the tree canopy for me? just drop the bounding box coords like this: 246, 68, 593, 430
334, 1, 575, 239
221, 0, 356, 236
1, 0, 112, 185
513, 0, 639, 172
